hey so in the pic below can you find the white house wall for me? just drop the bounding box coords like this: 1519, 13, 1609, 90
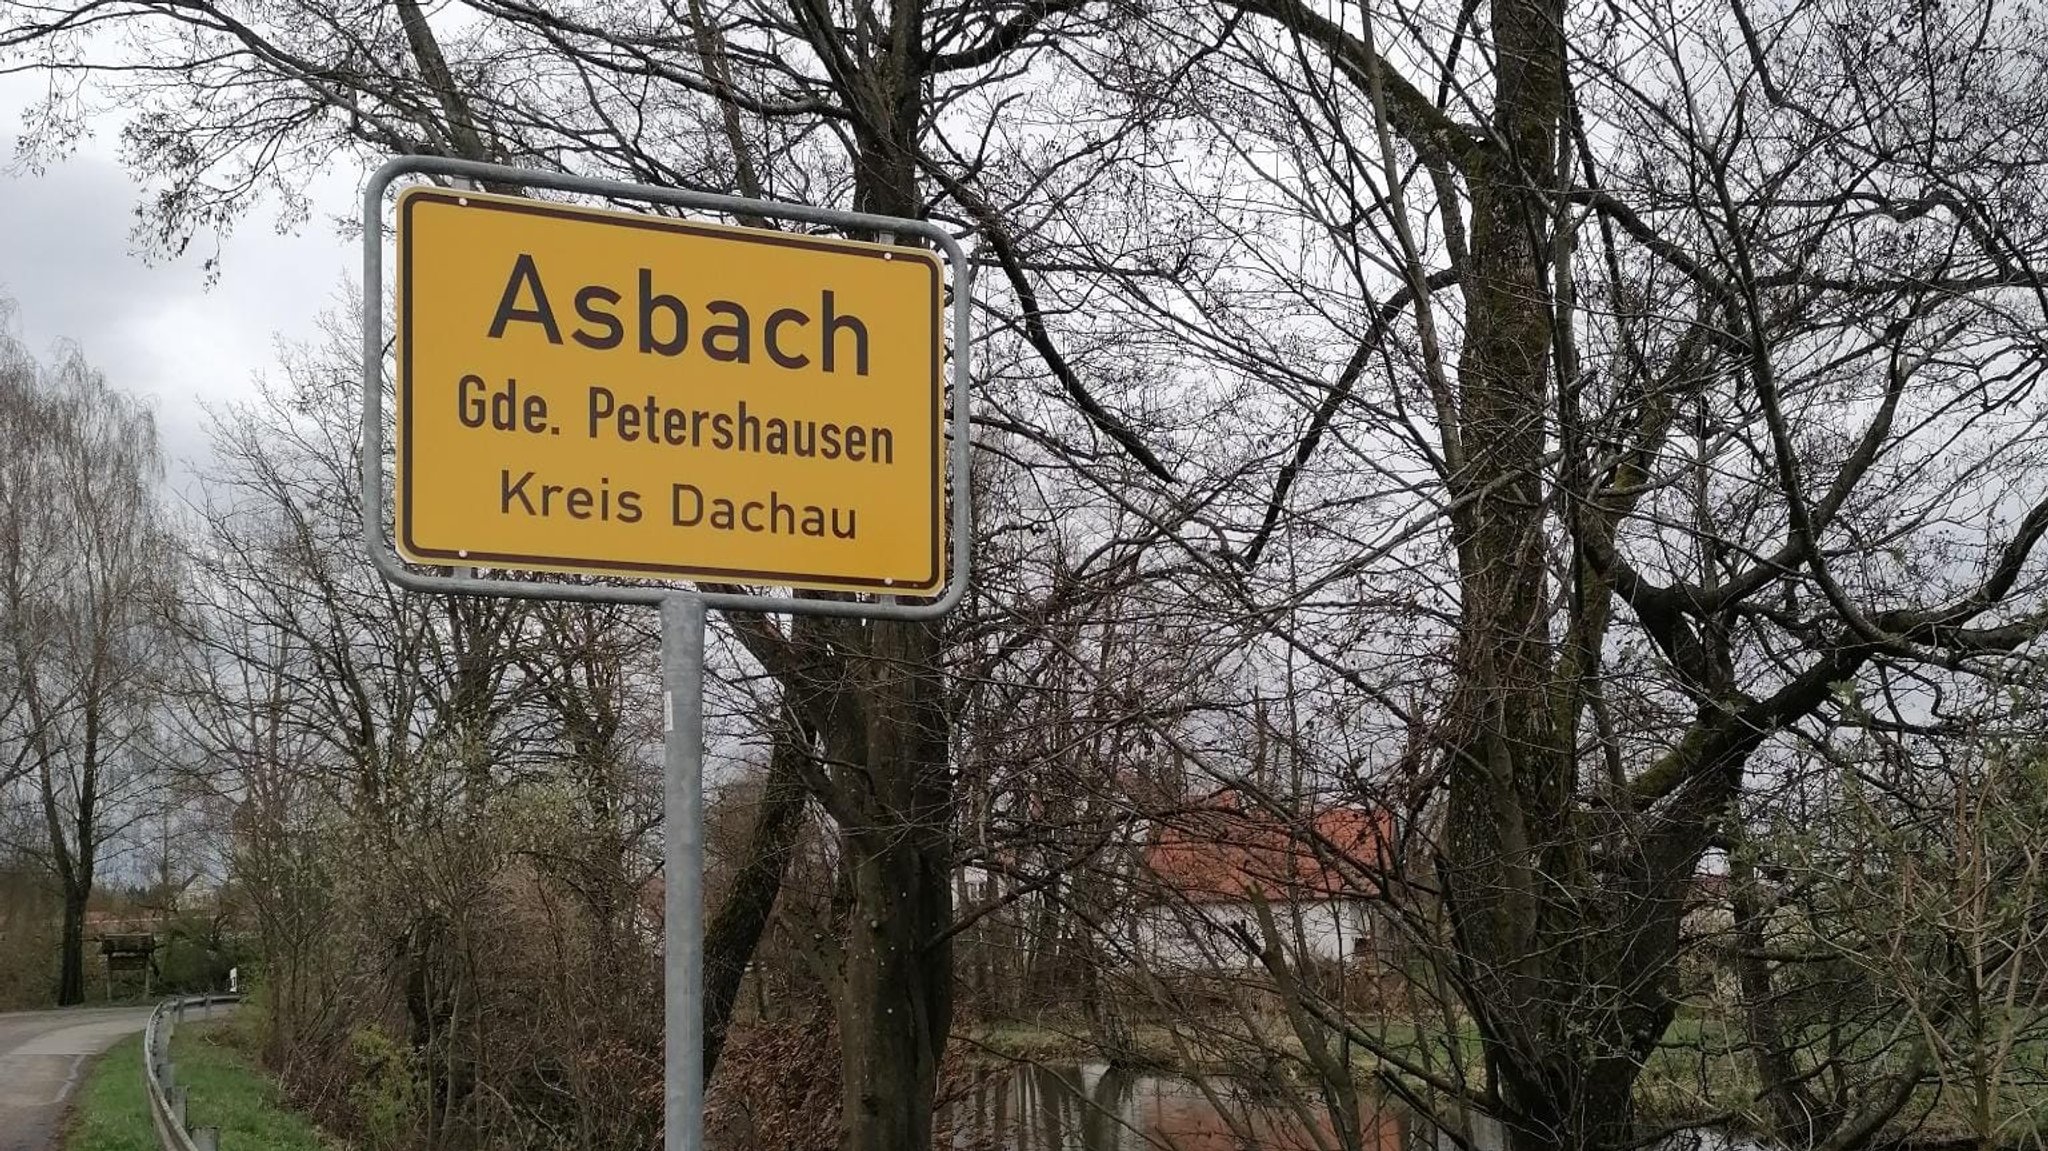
1129, 898, 1367, 971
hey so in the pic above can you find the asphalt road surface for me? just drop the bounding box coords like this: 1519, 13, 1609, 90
0, 1006, 154, 1151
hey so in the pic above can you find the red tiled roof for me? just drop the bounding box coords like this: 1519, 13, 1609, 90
1142, 794, 1391, 904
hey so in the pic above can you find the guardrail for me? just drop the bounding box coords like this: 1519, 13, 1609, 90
143, 993, 242, 1151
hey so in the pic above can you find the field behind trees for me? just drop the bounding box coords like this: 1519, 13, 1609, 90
5, 0, 2048, 1148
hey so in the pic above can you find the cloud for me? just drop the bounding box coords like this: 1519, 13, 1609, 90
0, 93, 358, 491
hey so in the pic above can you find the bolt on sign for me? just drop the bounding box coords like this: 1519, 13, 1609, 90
395, 187, 946, 593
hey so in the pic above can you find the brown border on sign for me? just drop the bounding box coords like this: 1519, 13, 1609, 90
395, 187, 945, 593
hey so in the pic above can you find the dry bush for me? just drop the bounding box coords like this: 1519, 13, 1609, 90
0, 866, 59, 1008
708, 1013, 1002, 1151
243, 786, 663, 1151
707, 1014, 842, 1151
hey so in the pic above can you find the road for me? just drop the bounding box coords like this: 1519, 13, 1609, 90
0, 1006, 154, 1151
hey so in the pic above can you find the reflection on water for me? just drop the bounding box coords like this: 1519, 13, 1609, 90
952, 1066, 1761, 1151
950, 1063, 1480, 1151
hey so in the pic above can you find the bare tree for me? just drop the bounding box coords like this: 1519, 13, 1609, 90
0, 316, 178, 1004
955, 0, 2048, 1143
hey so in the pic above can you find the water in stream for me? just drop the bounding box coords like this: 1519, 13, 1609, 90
950, 1064, 1755, 1151
948, 1062, 1491, 1151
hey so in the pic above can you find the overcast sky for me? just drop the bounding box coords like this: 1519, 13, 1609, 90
0, 72, 360, 493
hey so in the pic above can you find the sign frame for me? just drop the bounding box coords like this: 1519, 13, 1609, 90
359, 155, 974, 1151
390, 185, 949, 594
360, 154, 973, 620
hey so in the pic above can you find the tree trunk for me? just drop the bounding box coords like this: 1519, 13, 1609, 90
832, 619, 954, 1151
809, 21, 958, 1145
1504, 1073, 1636, 1151
837, 826, 952, 1151
1437, 0, 1681, 1145
703, 724, 811, 1080
57, 885, 86, 1006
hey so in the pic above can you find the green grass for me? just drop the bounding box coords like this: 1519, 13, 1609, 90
65, 1016, 331, 1151
63, 1033, 154, 1151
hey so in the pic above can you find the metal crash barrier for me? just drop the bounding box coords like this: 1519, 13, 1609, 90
143, 994, 242, 1151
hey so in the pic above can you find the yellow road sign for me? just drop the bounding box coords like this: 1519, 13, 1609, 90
395, 187, 945, 593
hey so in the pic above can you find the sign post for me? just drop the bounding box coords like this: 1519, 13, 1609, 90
662, 593, 706, 1150
361, 156, 972, 1151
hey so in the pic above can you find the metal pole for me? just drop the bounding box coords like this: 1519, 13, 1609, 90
661, 594, 707, 1151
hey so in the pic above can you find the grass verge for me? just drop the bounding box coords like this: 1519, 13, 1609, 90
62, 1033, 153, 1151
64, 1014, 331, 1151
